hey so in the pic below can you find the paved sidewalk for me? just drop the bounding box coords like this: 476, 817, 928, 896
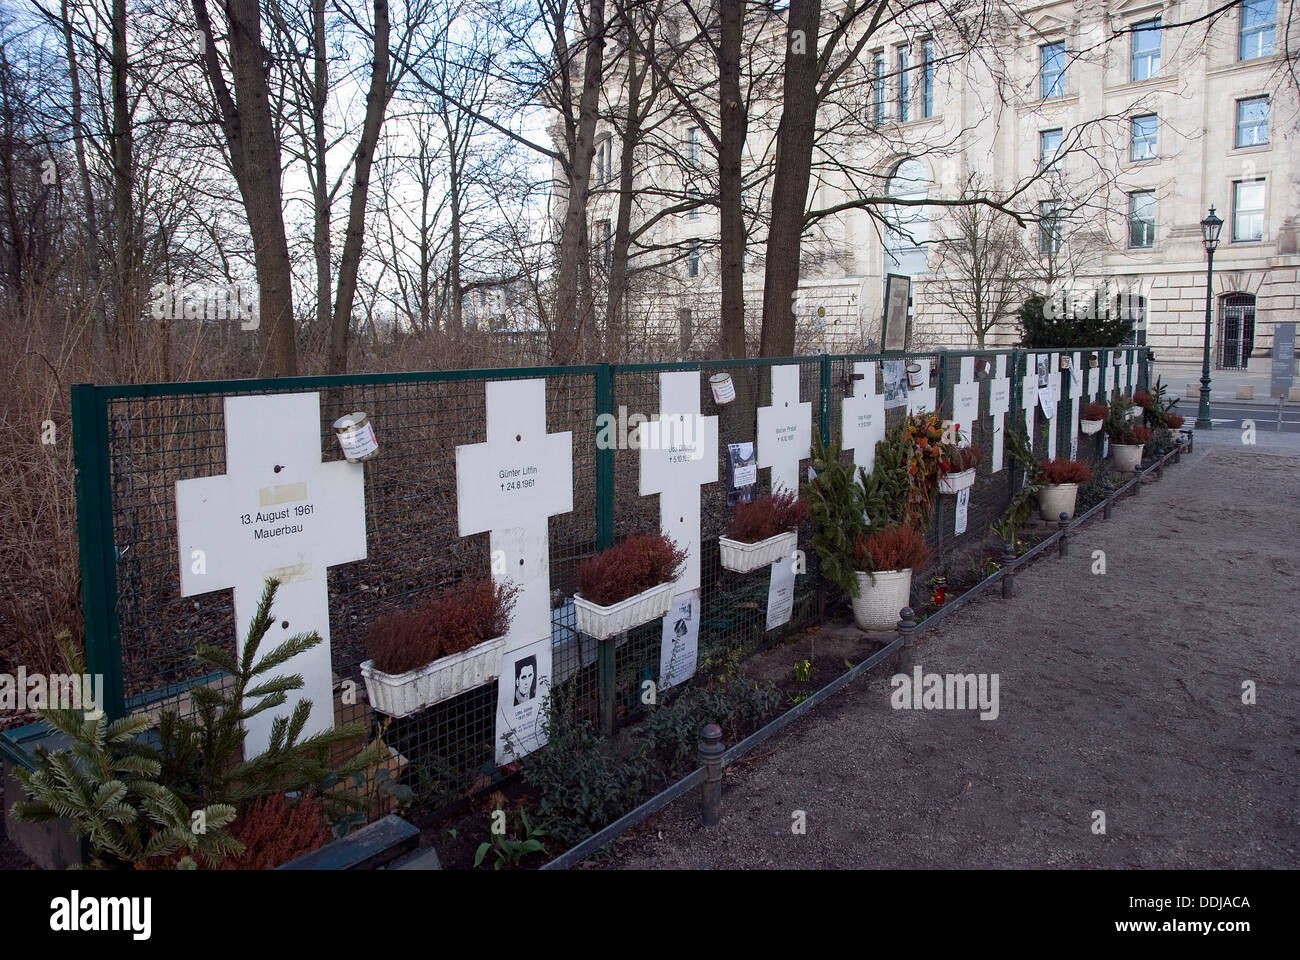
1152, 360, 1297, 407
604, 433, 1300, 869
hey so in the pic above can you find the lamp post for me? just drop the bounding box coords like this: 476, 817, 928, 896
1196, 206, 1223, 430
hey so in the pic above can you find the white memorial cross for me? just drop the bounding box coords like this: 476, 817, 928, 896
640, 371, 719, 593
1021, 353, 1040, 452
757, 364, 812, 496
1104, 350, 1117, 399
1046, 352, 1061, 456
1068, 351, 1082, 460
456, 379, 573, 652
988, 354, 1011, 473
950, 357, 981, 535
906, 358, 937, 417
176, 392, 366, 758
840, 361, 885, 476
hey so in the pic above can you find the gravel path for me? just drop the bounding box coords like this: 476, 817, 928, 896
604, 433, 1300, 869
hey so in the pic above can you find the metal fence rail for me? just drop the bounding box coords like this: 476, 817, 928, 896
63, 346, 1147, 818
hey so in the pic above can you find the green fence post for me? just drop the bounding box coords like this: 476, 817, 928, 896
818, 353, 831, 446
71, 384, 125, 721
1008, 350, 1023, 501
593, 364, 617, 737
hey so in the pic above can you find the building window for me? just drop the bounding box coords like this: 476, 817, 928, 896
595, 137, 613, 183
921, 39, 935, 118
897, 46, 910, 122
1039, 128, 1063, 168
597, 219, 612, 267
1233, 179, 1265, 241
1240, 0, 1275, 61
1235, 96, 1270, 147
1128, 190, 1155, 248
686, 187, 701, 221
1131, 19, 1161, 81
1041, 42, 1065, 99
1130, 114, 1157, 161
687, 239, 701, 277
873, 52, 886, 123
1038, 200, 1062, 253
685, 126, 700, 166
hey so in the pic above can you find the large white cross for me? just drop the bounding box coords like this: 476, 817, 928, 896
456, 379, 573, 765
840, 361, 885, 476
640, 371, 719, 593
1104, 350, 1117, 398
456, 379, 573, 657
1086, 355, 1100, 401
906, 358, 937, 418
176, 392, 366, 758
950, 356, 981, 535
1068, 352, 1082, 460
757, 365, 812, 496
988, 354, 1011, 473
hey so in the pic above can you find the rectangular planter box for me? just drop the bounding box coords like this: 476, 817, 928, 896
573, 580, 676, 640
718, 530, 797, 573
938, 467, 975, 495
361, 636, 506, 718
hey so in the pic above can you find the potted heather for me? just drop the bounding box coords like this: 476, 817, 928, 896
1105, 396, 1150, 472
851, 524, 932, 631
719, 490, 809, 573
361, 579, 518, 717
937, 444, 983, 495
573, 533, 686, 639
1080, 401, 1107, 435
1035, 458, 1094, 521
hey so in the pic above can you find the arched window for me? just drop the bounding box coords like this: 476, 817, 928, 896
884, 159, 930, 278
1217, 293, 1256, 370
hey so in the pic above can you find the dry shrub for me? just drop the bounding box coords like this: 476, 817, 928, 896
1083, 401, 1109, 420
365, 579, 518, 674
940, 445, 983, 473
726, 491, 809, 543
853, 524, 931, 573
1163, 412, 1185, 429
1037, 458, 1094, 485
576, 533, 686, 606
1131, 425, 1153, 444
219, 791, 333, 870
1132, 389, 1154, 408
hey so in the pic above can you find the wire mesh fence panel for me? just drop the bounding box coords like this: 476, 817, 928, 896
72, 346, 1149, 829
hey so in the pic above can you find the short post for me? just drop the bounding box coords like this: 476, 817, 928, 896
897, 606, 918, 672
698, 723, 724, 827
1058, 512, 1070, 557
1155, 459, 1163, 480
1001, 542, 1017, 598
1174, 441, 1182, 465
598, 634, 617, 738
1103, 498, 1112, 520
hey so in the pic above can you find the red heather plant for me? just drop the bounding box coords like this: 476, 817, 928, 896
577, 533, 687, 606
1133, 389, 1154, 409
1083, 401, 1108, 420
1163, 412, 1185, 429
1132, 425, 1153, 444
853, 524, 932, 574
943, 446, 983, 472
726, 490, 810, 543
1037, 459, 1094, 485
366, 579, 518, 674
220, 791, 332, 870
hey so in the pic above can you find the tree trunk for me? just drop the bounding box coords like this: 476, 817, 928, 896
311, 0, 331, 354
551, 0, 605, 364
759, 0, 820, 358
328, 0, 391, 374
194, 0, 298, 376
110, 0, 135, 370
603, 46, 643, 363
717, 0, 747, 358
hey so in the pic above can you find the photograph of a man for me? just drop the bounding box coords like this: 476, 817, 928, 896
514, 655, 537, 706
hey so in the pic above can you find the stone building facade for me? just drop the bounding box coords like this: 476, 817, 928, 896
575, 0, 1297, 368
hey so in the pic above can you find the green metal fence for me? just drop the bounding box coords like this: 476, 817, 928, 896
59, 345, 1148, 818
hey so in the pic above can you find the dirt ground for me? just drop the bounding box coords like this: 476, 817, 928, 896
600, 434, 1300, 869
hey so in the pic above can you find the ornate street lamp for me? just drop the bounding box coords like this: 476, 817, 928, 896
1196, 206, 1223, 430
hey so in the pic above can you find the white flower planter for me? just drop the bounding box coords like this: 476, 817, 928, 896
573, 579, 676, 640
1038, 482, 1079, 522
1079, 419, 1103, 435
719, 530, 797, 574
851, 568, 912, 632
938, 468, 975, 495
1111, 442, 1144, 472
361, 635, 506, 718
